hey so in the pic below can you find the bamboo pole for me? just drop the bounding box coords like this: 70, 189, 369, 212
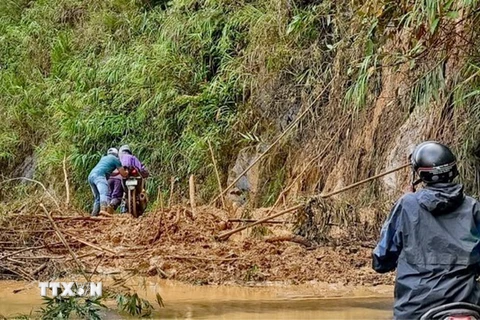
216, 163, 410, 241
40, 204, 88, 281
228, 219, 293, 224
64, 232, 116, 255
189, 174, 197, 217
63, 155, 70, 207
262, 116, 350, 219
168, 176, 175, 208
208, 140, 226, 209
319, 163, 410, 198
208, 79, 334, 206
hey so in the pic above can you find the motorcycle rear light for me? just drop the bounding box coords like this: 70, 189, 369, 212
131, 169, 137, 175
448, 316, 476, 320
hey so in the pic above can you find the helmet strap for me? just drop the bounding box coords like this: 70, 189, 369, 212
411, 169, 422, 192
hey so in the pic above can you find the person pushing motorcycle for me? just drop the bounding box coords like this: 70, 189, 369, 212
373, 141, 480, 319
88, 148, 128, 216
108, 145, 149, 212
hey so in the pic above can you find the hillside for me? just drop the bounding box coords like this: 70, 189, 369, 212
1, 0, 479, 213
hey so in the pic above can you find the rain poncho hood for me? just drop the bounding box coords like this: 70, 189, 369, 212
373, 183, 480, 319
417, 182, 464, 215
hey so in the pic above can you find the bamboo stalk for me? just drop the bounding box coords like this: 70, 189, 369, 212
2, 265, 35, 281
0, 245, 46, 261
261, 116, 350, 219
40, 204, 88, 281
13, 215, 123, 221
32, 262, 48, 276
319, 163, 410, 198
209, 79, 334, 206
168, 176, 175, 208
216, 163, 410, 241
216, 204, 303, 241
189, 174, 197, 217
228, 219, 293, 224
164, 255, 243, 262
208, 140, 226, 209
63, 155, 70, 207
64, 232, 116, 255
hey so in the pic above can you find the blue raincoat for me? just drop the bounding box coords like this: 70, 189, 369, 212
373, 183, 480, 319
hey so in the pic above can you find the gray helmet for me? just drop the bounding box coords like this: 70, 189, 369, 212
119, 144, 132, 154
107, 147, 119, 157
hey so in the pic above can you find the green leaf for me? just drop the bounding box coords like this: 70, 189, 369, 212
430, 17, 440, 34
365, 39, 374, 56
446, 11, 459, 19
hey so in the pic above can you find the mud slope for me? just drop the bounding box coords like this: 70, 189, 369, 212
0, 206, 393, 286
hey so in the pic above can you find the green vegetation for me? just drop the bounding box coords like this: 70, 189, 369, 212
39, 296, 106, 320
1, 0, 480, 209
13, 288, 163, 319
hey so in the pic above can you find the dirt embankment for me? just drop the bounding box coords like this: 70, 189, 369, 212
0, 206, 393, 286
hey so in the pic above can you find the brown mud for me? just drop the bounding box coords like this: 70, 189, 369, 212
0, 205, 393, 286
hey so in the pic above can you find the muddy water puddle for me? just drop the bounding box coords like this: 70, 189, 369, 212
0, 279, 393, 319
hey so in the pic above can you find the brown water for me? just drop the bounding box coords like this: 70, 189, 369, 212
0, 279, 393, 319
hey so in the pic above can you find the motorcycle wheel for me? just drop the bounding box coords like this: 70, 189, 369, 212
128, 188, 139, 218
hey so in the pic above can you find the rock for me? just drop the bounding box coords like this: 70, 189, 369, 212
226, 143, 268, 208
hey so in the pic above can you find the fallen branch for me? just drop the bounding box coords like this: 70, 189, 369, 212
40, 203, 88, 281
64, 232, 116, 255
12, 255, 64, 260
13, 215, 123, 221
265, 234, 314, 247
65, 252, 99, 262
228, 219, 292, 224
1, 265, 35, 281
164, 255, 243, 262
216, 163, 410, 241
0, 245, 46, 261
216, 205, 303, 241
7, 257, 26, 264
32, 262, 48, 276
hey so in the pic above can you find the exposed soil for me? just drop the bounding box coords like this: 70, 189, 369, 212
0, 205, 394, 287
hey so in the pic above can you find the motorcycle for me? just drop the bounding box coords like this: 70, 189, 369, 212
420, 302, 480, 320
124, 166, 148, 218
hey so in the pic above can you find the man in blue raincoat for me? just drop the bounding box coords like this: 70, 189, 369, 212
373, 141, 480, 319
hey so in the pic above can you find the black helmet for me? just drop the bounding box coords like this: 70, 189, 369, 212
410, 141, 458, 183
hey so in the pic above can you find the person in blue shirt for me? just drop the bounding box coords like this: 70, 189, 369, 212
372, 141, 480, 319
88, 148, 128, 216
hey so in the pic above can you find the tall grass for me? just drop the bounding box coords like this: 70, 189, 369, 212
1, 0, 480, 210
